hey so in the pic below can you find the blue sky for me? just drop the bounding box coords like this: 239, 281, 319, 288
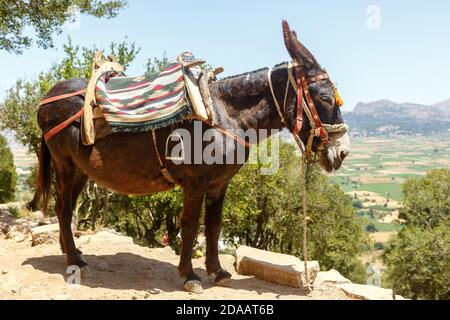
1, 0, 450, 110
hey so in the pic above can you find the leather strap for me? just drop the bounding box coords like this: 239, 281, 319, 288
44, 108, 84, 142
152, 130, 177, 185
306, 73, 329, 84
189, 115, 252, 148
39, 89, 87, 106
293, 76, 304, 136
295, 67, 330, 145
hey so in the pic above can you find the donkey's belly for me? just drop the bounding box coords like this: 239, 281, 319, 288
73, 133, 174, 195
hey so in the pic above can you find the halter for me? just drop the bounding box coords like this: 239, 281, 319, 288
268, 62, 348, 161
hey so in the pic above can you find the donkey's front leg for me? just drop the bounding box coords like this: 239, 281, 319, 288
205, 185, 232, 286
179, 188, 205, 293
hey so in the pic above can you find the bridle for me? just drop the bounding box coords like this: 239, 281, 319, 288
268, 62, 348, 162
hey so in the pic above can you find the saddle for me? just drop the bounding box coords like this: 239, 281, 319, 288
82, 51, 223, 145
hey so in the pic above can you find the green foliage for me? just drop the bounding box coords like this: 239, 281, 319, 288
383, 222, 450, 300
0, 135, 17, 203
364, 218, 402, 232
109, 190, 182, 249
223, 139, 369, 283
352, 198, 363, 209
0, 38, 139, 156
374, 242, 384, 250
77, 184, 182, 249
359, 183, 403, 201
400, 169, 450, 229
366, 223, 378, 233
383, 169, 450, 300
0, 0, 127, 54
145, 52, 170, 77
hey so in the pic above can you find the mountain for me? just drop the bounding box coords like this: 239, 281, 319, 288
343, 99, 450, 137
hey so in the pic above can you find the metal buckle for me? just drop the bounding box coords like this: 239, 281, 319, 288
165, 131, 185, 162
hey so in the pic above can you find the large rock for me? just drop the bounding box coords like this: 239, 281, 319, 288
31, 224, 60, 246
338, 283, 403, 300
236, 245, 320, 288
0, 209, 15, 236
88, 230, 134, 245
314, 269, 351, 286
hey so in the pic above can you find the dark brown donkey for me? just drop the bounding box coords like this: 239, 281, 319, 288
34, 21, 350, 293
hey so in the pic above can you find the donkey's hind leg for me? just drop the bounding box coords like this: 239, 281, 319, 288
179, 188, 206, 293
54, 160, 87, 267
59, 168, 88, 255
205, 185, 232, 286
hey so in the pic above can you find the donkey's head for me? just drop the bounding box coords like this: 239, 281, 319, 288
282, 20, 350, 172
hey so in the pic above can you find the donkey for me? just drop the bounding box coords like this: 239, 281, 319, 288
34, 21, 350, 293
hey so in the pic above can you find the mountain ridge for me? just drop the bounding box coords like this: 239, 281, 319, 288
344, 98, 450, 137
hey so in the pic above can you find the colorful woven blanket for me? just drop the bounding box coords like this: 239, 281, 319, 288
95, 61, 191, 133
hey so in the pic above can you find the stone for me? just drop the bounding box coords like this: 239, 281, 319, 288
0, 209, 15, 224
314, 269, 351, 285
52, 293, 71, 300
9, 222, 33, 234
31, 224, 60, 246
6, 231, 26, 243
44, 217, 58, 225
236, 245, 320, 288
77, 235, 91, 245
89, 230, 133, 245
30, 211, 46, 224
338, 283, 397, 300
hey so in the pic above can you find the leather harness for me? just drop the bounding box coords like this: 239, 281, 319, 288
38, 61, 345, 184
39, 89, 87, 142
268, 62, 347, 162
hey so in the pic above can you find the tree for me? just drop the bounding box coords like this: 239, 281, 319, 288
0, 38, 140, 155
383, 222, 450, 300
399, 169, 450, 229
104, 189, 183, 250
0, 0, 127, 54
223, 139, 369, 283
0, 134, 17, 203
383, 169, 450, 299
366, 223, 378, 233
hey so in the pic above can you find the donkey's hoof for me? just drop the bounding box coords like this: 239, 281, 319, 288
81, 265, 93, 279
183, 280, 204, 294
214, 270, 232, 287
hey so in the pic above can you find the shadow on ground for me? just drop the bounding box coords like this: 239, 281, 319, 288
23, 252, 309, 296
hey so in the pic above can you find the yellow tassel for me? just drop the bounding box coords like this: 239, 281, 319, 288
334, 88, 344, 107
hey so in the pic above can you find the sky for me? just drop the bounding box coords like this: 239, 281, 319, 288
1, 0, 450, 111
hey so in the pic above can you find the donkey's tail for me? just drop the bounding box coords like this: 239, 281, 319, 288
34, 137, 53, 213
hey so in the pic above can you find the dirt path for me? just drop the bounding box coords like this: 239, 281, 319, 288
0, 230, 348, 300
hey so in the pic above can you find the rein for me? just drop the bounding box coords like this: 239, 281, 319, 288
268, 63, 347, 162
268, 62, 347, 289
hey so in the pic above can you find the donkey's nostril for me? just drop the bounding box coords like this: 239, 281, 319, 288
340, 151, 349, 161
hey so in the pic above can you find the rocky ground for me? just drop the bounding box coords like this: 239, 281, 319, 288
0, 207, 404, 300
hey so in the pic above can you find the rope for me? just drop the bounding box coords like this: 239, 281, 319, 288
301, 151, 311, 291
267, 68, 287, 125
322, 123, 348, 133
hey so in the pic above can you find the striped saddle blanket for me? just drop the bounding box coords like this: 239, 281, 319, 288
95, 61, 191, 133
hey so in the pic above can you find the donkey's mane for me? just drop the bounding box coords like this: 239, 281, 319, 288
219, 67, 269, 81
218, 61, 289, 81
215, 62, 291, 101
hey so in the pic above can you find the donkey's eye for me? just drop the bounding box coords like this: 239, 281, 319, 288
318, 95, 333, 104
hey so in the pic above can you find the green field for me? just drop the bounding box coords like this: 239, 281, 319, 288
365, 218, 403, 232
330, 135, 450, 238
358, 183, 403, 201
331, 135, 450, 201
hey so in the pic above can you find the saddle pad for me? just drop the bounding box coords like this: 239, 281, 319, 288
95, 61, 192, 133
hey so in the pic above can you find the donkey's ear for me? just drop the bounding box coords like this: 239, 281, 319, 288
282, 20, 297, 60
282, 21, 319, 69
